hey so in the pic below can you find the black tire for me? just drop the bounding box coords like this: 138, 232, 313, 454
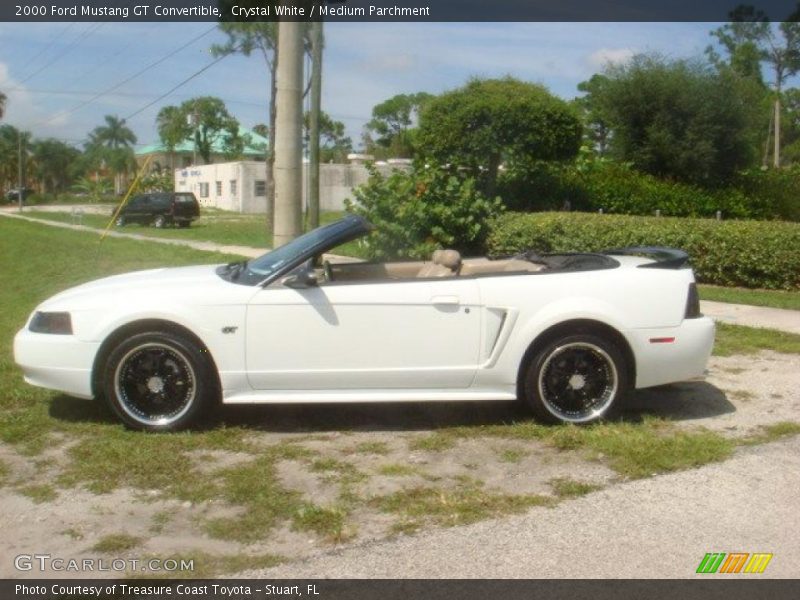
178, 221, 190, 228
102, 331, 217, 431
522, 333, 629, 425
115, 216, 126, 227
153, 215, 168, 228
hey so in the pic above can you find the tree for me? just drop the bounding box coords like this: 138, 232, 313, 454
156, 105, 186, 170
252, 123, 269, 138
707, 5, 769, 83
0, 125, 32, 193
574, 74, 613, 155
156, 97, 242, 164
88, 115, 137, 194
31, 139, 80, 198
212, 22, 279, 228
709, 6, 800, 167
582, 54, 758, 185
364, 92, 432, 158
0, 90, 6, 120
303, 111, 352, 163
417, 78, 582, 198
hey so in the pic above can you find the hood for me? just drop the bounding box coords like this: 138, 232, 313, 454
38, 264, 230, 311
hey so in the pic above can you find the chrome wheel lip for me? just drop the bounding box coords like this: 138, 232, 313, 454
113, 342, 196, 427
537, 341, 618, 424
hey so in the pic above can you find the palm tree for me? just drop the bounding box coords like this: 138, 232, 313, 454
0, 90, 7, 120
89, 115, 137, 194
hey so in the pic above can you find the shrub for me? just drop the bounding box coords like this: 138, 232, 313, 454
346, 164, 504, 260
500, 160, 787, 221
487, 212, 800, 290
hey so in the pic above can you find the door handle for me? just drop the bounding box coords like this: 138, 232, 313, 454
430, 295, 460, 305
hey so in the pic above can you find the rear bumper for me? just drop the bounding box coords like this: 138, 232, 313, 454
13, 328, 99, 399
626, 317, 715, 389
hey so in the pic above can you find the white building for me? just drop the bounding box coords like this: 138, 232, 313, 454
174, 159, 411, 214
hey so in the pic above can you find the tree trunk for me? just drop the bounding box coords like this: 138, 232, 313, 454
308, 21, 323, 229
774, 96, 781, 168
273, 22, 304, 248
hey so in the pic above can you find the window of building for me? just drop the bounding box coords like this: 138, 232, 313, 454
230, 180, 237, 196
215, 181, 222, 196
199, 182, 209, 198
254, 180, 266, 197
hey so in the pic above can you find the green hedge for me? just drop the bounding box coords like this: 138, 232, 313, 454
487, 212, 800, 290
498, 161, 797, 221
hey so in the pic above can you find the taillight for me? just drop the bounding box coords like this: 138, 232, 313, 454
685, 283, 701, 319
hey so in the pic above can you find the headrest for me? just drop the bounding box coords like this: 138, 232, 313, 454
432, 249, 462, 271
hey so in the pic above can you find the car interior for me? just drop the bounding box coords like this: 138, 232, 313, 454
313, 249, 547, 284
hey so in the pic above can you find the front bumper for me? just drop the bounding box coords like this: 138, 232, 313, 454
13, 327, 100, 399
626, 316, 716, 389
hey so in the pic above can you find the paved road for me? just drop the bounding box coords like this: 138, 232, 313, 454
701, 301, 800, 335
239, 437, 800, 579
2, 209, 799, 334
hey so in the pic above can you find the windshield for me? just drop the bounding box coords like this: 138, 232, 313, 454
218, 217, 365, 286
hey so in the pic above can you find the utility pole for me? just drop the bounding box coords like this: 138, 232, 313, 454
273, 21, 304, 247
307, 21, 323, 229
17, 133, 24, 213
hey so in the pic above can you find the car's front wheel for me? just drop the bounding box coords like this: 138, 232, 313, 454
115, 216, 126, 227
153, 215, 169, 228
522, 333, 628, 425
102, 331, 216, 431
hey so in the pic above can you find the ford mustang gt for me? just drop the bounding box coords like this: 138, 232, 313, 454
14, 215, 715, 431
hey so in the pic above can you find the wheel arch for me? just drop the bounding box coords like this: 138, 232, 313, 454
91, 318, 221, 399
515, 319, 636, 401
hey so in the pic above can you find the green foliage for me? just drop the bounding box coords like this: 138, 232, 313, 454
487, 212, 800, 290
417, 77, 582, 196
500, 158, 795, 221
31, 139, 81, 197
581, 54, 759, 185
347, 164, 504, 259
365, 92, 433, 158
303, 110, 352, 163
156, 97, 243, 164
140, 171, 174, 193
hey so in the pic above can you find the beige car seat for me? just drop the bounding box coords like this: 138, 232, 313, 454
416, 249, 462, 277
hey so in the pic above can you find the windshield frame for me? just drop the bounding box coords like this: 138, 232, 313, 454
217, 215, 371, 287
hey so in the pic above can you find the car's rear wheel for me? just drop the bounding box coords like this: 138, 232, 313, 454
177, 221, 190, 228
522, 333, 628, 424
102, 331, 215, 431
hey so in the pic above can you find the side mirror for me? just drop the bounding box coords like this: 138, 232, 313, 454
282, 271, 318, 289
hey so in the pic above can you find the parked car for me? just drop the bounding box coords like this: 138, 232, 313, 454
14, 215, 715, 431
3, 187, 34, 203
114, 192, 200, 228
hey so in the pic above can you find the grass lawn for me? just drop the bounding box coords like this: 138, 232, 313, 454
0, 215, 798, 575
23, 209, 347, 250
699, 284, 800, 311
713, 322, 800, 357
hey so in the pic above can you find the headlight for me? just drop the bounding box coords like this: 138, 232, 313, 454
29, 311, 73, 335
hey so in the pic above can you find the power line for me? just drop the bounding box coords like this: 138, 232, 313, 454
30, 25, 217, 128
14, 22, 76, 78
18, 23, 106, 85
123, 53, 231, 122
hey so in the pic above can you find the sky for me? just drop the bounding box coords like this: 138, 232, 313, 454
0, 21, 727, 151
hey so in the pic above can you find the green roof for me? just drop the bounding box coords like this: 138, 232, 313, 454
136, 126, 268, 157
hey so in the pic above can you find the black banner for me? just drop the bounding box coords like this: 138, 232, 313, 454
2, 0, 799, 23
3, 579, 800, 600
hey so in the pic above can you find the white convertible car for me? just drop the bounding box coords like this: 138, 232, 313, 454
14, 215, 714, 431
